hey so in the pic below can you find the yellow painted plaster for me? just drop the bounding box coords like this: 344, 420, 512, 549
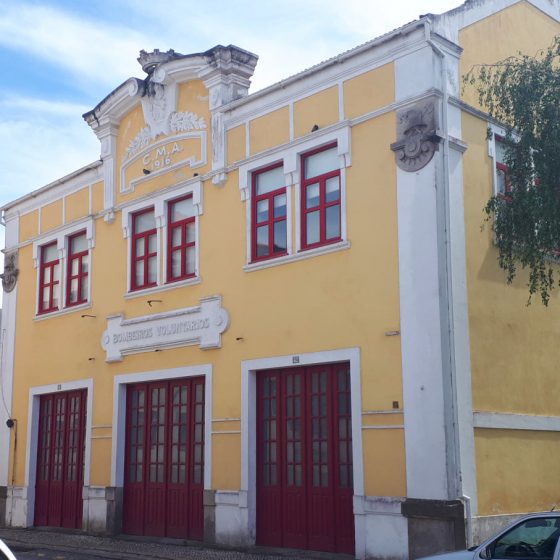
19, 210, 39, 242
91, 182, 104, 214
65, 188, 89, 223
475, 428, 560, 515
343, 63, 394, 120
227, 125, 246, 165
362, 429, 406, 496
460, 1, 560, 108
40, 199, 63, 233
10, 108, 404, 496
294, 87, 339, 138
249, 107, 290, 155
362, 413, 404, 427
463, 111, 560, 418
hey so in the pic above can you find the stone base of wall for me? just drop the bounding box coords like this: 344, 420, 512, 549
83, 486, 122, 535
402, 498, 466, 560
0, 486, 6, 527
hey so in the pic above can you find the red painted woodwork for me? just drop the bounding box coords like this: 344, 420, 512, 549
301, 143, 341, 250
131, 207, 157, 291
35, 389, 86, 529
38, 241, 60, 314
167, 195, 196, 283
66, 230, 89, 307
256, 363, 354, 554
123, 377, 205, 540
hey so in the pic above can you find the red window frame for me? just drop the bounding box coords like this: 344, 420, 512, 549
300, 142, 342, 250
131, 207, 157, 291
167, 195, 196, 283
38, 241, 60, 314
251, 163, 288, 262
66, 231, 88, 307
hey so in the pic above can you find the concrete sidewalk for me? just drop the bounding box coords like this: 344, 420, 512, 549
0, 527, 343, 560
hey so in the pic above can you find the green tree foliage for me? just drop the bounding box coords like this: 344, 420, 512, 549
465, 36, 560, 305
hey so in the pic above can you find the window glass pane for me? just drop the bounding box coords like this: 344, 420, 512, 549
135, 238, 145, 258
81, 256, 89, 274
326, 176, 340, 202
171, 197, 194, 222
186, 222, 195, 244
134, 210, 155, 234
497, 168, 507, 194
256, 225, 269, 257
274, 194, 286, 218
52, 284, 60, 308
43, 244, 58, 263
53, 263, 60, 282
171, 250, 181, 278
70, 233, 87, 254
148, 257, 157, 283
80, 276, 88, 300
186, 247, 196, 273
256, 200, 269, 223
326, 204, 341, 239
306, 211, 320, 245
495, 138, 507, 165
306, 183, 320, 209
69, 279, 78, 303
135, 261, 144, 285
42, 287, 50, 309
44, 267, 51, 283
256, 166, 284, 196
273, 220, 287, 252
148, 233, 157, 254
304, 146, 338, 179
171, 227, 181, 247
71, 258, 79, 276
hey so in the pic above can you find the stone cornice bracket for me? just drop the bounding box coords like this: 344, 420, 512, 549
390, 99, 442, 172
200, 45, 259, 109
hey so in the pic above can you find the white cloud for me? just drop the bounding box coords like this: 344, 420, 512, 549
0, 3, 155, 90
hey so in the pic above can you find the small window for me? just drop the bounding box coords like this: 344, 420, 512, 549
495, 135, 510, 195
252, 164, 287, 261
39, 242, 60, 314
301, 144, 341, 250
131, 208, 157, 291
66, 231, 89, 307
167, 195, 196, 282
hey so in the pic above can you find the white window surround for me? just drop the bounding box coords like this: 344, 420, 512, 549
487, 123, 508, 196
121, 178, 203, 295
238, 125, 351, 268
23, 378, 94, 527
111, 364, 212, 490
240, 347, 363, 548
32, 218, 95, 317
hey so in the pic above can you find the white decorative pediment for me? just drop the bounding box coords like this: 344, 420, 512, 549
101, 295, 229, 362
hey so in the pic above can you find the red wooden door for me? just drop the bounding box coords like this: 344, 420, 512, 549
123, 377, 204, 539
35, 389, 86, 529
256, 363, 354, 554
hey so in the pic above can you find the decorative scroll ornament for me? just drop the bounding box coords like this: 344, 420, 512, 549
390, 101, 441, 172
1, 251, 18, 293
125, 111, 207, 160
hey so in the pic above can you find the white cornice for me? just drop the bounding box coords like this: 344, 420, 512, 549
1, 161, 102, 218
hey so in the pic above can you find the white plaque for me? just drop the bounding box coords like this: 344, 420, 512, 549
101, 295, 229, 362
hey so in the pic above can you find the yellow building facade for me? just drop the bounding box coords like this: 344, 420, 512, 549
0, 1, 559, 558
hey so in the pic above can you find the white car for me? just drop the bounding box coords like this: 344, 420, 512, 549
0, 540, 17, 560
420, 513, 560, 560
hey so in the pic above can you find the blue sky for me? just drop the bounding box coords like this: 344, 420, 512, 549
0, 0, 463, 259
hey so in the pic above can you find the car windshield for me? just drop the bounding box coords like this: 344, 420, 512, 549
489, 517, 560, 560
